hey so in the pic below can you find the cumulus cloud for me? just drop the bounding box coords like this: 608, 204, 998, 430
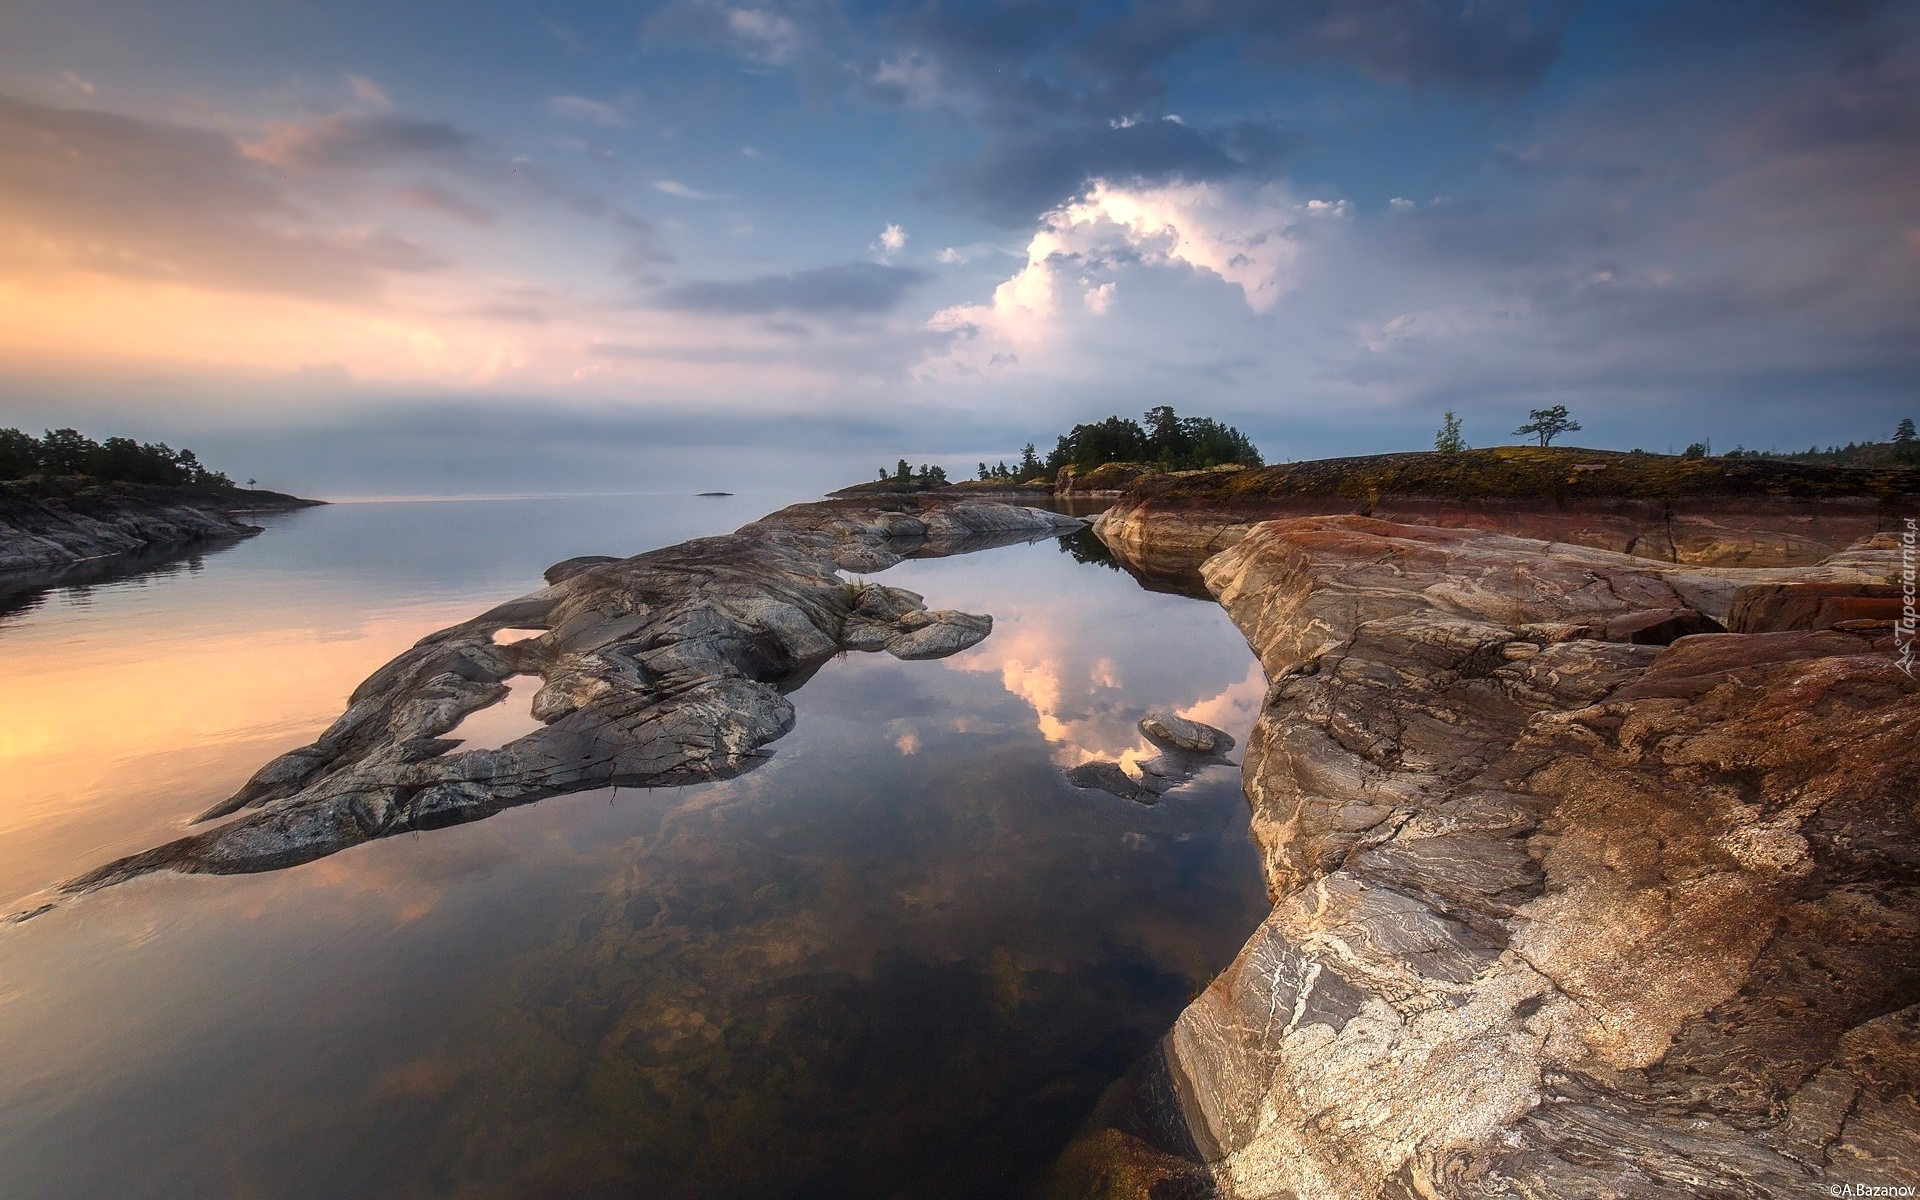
654, 262, 929, 315
928, 177, 1346, 366
874, 222, 907, 260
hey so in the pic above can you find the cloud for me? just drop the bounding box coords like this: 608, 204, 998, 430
929, 177, 1345, 361
825, 0, 1568, 138
652, 179, 718, 200
654, 262, 930, 315
391, 182, 495, 226
543, 94, 625, 127
347, 75, 392, 109
56, 70, 94, 96
932, 115, 1292, 226
247, 113, 473, 171
1065, 0, 1571, 106
874, 222, 907, 260
0, 91, 444, 299
727, 7, 802, 63
646, 2, 805, 67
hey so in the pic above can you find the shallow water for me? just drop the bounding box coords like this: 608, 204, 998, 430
0, 492, 1269, 1198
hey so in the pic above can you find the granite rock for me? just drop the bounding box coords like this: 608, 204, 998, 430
1059, 516, 1920, 1197
63, 497, 1081, 892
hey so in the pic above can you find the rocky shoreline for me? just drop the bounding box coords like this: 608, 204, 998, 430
1055, 486, 1919, 1195
26, 466, 1920, 1193
0, 478, 319, 585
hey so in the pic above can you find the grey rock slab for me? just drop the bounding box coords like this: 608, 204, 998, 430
63, 497, 1082, 893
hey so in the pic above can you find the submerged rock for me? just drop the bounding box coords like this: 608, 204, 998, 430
1059, 514, 1920, 1197
63, 497, 1081, 892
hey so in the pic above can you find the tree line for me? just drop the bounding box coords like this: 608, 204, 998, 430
961, 406, 1263, 483
1043, 405, 1263, 474
880, 405, 1264, 487
0, 427, 240, 488
876, 459, 950, 485
1721, 418, 1919, 466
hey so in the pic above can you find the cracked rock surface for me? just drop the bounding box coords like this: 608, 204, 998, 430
1058, 515, 1919, 1198
1094, 491, 1913, 588
63, 497, 1080, 892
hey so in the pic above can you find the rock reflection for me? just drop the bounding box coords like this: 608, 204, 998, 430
290, 644, 1268, 1198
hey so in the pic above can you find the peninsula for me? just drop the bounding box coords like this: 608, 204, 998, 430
0, 427, 318, 586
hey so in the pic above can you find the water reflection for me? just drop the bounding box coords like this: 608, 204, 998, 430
0, 498, 1268, 1198
0, 492, 805, 907
0, 540, 235, 627
443, 674, 543, 751
881, 544, 1265, 779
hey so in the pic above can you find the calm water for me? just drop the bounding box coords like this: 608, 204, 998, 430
0, 493, 1269, 1198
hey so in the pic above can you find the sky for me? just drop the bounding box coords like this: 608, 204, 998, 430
0, 0, 1915, 496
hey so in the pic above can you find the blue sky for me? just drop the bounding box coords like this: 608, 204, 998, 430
0, 0, 1914, 495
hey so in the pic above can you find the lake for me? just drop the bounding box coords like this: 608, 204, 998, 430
0, 492, 1269, 1198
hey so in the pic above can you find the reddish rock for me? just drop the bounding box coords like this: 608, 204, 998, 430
1061, 511, 1920, 1199
1729, 582, 1904, 633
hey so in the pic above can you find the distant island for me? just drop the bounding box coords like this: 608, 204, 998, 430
697, 491, 734, 497
842, 405, 1263, 495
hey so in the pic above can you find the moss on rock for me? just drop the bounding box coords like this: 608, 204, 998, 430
1121, 447, 1920, 506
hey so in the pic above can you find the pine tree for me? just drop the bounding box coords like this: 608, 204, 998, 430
1512, 405, 1580, 447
